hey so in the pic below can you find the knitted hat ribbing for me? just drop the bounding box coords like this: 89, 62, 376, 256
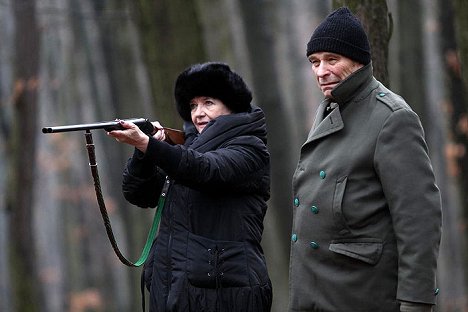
306, 7, 371, 65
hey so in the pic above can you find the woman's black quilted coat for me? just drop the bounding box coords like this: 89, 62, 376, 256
122, 106, 272, 312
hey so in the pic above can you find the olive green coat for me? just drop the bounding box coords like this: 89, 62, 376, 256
288, 64, 442, 312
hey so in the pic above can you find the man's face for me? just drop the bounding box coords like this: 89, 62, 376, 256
308, 52, 363, 98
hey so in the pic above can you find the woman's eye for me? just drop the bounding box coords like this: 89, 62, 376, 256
190, 104, 197, 111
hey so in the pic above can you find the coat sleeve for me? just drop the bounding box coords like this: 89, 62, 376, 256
374, 107, 442, 304
122, 148, 166, 208
183, 138, 268, 190
146, 135, 270, 193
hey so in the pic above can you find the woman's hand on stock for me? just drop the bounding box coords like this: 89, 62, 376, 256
151, 121, 166, 142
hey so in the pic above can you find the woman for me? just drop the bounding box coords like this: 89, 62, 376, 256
108, 62, 272, 312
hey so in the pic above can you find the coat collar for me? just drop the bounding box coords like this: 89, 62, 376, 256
305, 63, 376, 144
331, 62, 375, 105
306, 101, 343, 143
186, 105, 267, 152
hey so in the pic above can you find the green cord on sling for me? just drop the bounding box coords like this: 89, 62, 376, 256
132, 180, 169, 267
85, 130, 168, 267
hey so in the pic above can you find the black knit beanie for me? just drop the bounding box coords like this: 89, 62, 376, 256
174, 62, 252, 121
306, 7, 371, 65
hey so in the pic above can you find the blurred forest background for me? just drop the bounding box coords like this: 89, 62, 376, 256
1, 0, 468, 311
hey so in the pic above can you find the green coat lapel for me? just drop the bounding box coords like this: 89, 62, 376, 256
306, 102, 344, 143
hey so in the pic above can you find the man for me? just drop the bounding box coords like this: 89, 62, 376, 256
288, 7, 442, 312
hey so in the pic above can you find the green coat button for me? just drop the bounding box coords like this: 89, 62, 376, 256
378, 92, 386, 97
319, 170, 326, 179
434, 288, 440, 296
291, 234, 297, 242
294, 197, 300, 207
310, 241, 319, 249
310, 206, 319, 214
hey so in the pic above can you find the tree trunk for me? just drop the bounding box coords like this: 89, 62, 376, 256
453, 0, 468, 92
333, 0, 391, 86
453, 0, 468, 255
9, 0, 41, 310
131, 0, 206, 128
390, 0, 426, 115
234, 2, 297, 311
0, 1, 15, 310
440, 0, 468, 309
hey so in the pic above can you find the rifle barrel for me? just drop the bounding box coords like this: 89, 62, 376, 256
42, 118, 151, 134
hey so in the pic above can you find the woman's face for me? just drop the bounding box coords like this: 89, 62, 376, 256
190, 96, 232, 133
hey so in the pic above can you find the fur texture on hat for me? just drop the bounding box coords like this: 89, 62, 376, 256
306, 7, 371, 65
174, 62, 252, 121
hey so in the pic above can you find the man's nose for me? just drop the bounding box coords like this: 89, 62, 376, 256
315, 63, 329, 77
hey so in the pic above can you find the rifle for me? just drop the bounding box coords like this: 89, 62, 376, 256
42, 118, 184, 267
42, 117, 185, 145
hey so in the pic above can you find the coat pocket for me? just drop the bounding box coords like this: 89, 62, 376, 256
329, 239, 383, 265
332, 175, 352, 235
187, 233, 249, 288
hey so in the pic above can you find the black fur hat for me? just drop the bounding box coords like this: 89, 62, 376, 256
174, 62, 252, 121
306, 7, 371, 65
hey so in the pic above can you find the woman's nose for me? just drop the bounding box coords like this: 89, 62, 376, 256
194, 104, 206, 116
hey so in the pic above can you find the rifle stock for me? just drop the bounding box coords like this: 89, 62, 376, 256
161, 127, 185, 145
42, 118, 185, 145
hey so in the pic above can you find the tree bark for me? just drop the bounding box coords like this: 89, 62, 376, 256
9, 0, 41, 310
440, 0, 468, 309
235, 2, 297, 311
453, 0, 468, 92
131, 0, 206, 128
394, 0, 426, 116
333, 0, 391, 86
0, 1, 15, 310
452, 0, 468, 239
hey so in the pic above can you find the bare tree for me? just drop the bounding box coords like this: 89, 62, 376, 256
333, 0, 391, 86
8, 0, 41, 310
132, 0, 206, 128
0, 1, 15, 310
439, 0, 468, 309
453, 0, 468, 250
453, 0, 468, 91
